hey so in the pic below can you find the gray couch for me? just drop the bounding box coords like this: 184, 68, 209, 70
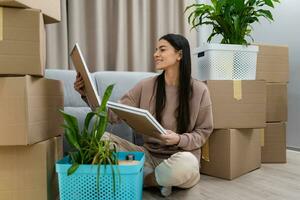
45, 69, 157, 152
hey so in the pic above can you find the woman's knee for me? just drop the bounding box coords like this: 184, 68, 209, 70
154, 152, 200, 187
174, 152, 199, 168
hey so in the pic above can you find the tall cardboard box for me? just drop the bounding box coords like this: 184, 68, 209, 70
262, 122, 286, 163
0, 76, 64, 145
201, 129, 261, 180
0, 0, 60, 23
0, 7, 45, 76
207, 80, 266, 129
0, 136, 63, 200
256, 44, 289, 83
266, 83, 288, 122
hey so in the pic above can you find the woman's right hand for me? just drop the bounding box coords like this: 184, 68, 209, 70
74, 72, 86, 96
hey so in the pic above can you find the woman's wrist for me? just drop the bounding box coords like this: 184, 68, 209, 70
175, 134, 181, 145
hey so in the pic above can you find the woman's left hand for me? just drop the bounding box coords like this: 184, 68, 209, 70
160, 130, 180, 145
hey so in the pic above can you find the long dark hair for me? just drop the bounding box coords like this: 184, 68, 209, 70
155, 34, 192, 134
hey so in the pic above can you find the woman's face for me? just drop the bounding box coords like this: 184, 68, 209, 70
154, 39, 182, 70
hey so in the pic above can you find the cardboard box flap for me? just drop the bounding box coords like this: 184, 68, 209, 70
3, 8, 40, 30
0, 76, 28, 144
266, 83, 287, 122
0, 0, 61, 23
201, 129, 231, 178
262, 122, 286, 163
230, 129, 261, 178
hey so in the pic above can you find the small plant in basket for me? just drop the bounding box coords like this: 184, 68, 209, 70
59, 84, 120, 192
185, 0, 280, 45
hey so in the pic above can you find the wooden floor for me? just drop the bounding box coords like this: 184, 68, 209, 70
143, 150, 300, 200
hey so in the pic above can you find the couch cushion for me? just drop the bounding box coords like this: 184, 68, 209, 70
94, 71, 157, 102
45, 69, 94, 107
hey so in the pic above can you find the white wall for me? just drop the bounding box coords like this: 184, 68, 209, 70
251, 0, 300, 149
197, 0, 300, 149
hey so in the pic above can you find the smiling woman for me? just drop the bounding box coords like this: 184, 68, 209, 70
74, 33, 213, 197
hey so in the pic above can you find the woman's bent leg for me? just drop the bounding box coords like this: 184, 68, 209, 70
154, 152, 200, 188
102, 132, 145, 152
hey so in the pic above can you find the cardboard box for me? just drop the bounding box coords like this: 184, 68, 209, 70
261, 122, 286, 163
201, 129, 261, 180
0, 0, 60, 23
0, 136, 63, 200
256, 44, 289, 83
0, 76, 64, 145
266, 83, 287, 122
207, 80, 266, 129
0, 7, 45, 76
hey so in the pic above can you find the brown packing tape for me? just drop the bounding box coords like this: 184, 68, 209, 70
201, 140, 210, 162
0, 7, 2, 41
260, 129, 265, 147
233, 80, 242, 100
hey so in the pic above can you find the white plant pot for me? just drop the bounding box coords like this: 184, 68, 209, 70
194, 43, 259, 80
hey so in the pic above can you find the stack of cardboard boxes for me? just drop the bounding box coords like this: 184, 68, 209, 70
0, 1, 64, 199
200, 44, 289, 180
200, 80, 266, 180
257, 44, 289, 163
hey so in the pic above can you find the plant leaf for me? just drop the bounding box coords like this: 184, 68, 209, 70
64, 128, 81, 150
67, 162, 79, 176
95, 111, 108, 139
59, 109, 80, 145
263, 0, 274, 7
257, 9, 274, 20
96, 158, 102, 193
59, 109, 79, 134
99, 84, 114, 111
84, 111, 96, 131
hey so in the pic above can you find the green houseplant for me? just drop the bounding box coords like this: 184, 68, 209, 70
60, 84, 115, 173
185, 0, 280, 45
185, 0, 280, 80
56, 84, 145, 200
59, 84, 120, 191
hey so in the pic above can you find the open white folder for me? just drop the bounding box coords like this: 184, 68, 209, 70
107, 101, 166, 138
70, 43, 165, 139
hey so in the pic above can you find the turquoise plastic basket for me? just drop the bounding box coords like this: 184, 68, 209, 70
56, 152, 145, 200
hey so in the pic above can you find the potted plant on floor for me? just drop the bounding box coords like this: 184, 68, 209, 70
56, 84, 145, 200
185, 0, 280, 80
